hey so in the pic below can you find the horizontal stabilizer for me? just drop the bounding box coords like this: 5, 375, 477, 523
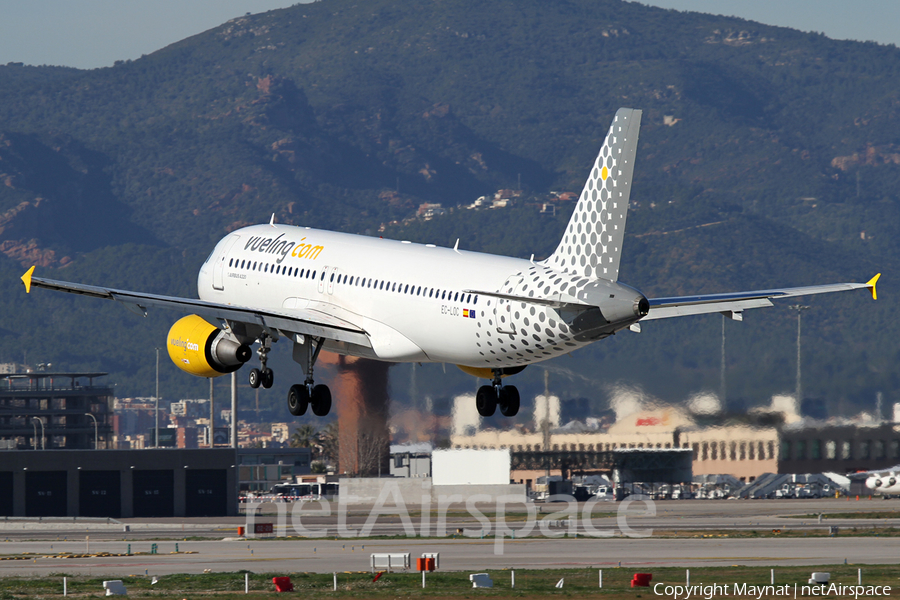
644, 278, 878, 321
462, 289, 588, 310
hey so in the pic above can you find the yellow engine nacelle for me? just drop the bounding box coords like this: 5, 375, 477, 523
167, 315, 252, 378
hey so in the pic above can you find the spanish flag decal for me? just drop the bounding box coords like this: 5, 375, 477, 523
463, 309, 470, 318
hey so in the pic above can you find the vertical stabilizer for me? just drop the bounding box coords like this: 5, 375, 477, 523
545, 108, 641, 281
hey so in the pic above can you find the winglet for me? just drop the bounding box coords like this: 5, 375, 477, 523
269, 213, 276, 227
21, 266, 35, 294
867, 273, 881, 300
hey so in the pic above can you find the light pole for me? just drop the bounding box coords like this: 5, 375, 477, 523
720, 315, 726, 403
155, 347, 160, 448
85, 413, 99, 449
31, 418, 38, 450
788, 304, 811, 414
31, 417, 44, 450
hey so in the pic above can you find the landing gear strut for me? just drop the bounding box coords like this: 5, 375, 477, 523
476, 369, 520, 417
248, 335, 274, 389
287, 336, 332, 417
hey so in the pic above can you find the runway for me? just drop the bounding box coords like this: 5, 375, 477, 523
0, 499, 897, 576
0, 536, 897, 576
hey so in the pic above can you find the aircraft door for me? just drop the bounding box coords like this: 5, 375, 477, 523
494, 275, 523, 335
317, 266, 328, 294
326, 267, 339, 295
212, 235, 240, 291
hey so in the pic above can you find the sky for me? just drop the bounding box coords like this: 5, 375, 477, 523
0, 0, 898, 70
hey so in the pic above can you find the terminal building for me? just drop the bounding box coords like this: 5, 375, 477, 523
450, 394, 900, 483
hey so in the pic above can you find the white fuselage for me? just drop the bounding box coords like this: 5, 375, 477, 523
865, 472, 900, 495
197, 224, 644, 369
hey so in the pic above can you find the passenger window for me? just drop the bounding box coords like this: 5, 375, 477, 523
474, 295, 478, 304
454, 292, 459, 301
379, 281, 384, 290
300, 269, 305, 277
253, 262, 257, 270
404, 284, 409, 294
441, 291, 446, 300
429, 289, 434, 298
330, 273, 335, 282
320, 272, 326, 280
229, 258, 233, 267
275, 265, 280, 274
240, 260, 245, 269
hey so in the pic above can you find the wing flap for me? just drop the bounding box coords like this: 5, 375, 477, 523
26, 274, 371, 347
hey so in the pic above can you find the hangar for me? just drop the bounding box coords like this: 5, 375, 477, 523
0, 449, 238, 518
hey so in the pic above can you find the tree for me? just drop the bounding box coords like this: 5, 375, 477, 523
290, 424, 319, 454
318, 421, 339, 465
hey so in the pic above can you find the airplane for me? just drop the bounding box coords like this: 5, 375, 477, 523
19, 108, 879, 419
847, 467, 900, 496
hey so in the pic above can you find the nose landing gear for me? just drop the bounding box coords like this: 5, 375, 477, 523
248, 335, 274, 389
476, 370, 520, 417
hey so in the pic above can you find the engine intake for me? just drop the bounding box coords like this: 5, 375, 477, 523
167, 315, 251, 378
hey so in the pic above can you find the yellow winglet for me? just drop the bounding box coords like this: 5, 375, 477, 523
866, 273, 881, 300
21, 266, 35, 294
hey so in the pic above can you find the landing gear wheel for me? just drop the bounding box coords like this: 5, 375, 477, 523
476, 385, 497, 417
287, 384, 309, 416
261, 367, 274, 389
499, 385, 520, 417
249, 368, 261, 389
311, 384, 332, 417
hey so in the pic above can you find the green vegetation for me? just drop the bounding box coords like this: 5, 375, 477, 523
0, 0, 898, 420
786, 512, 900, 520
0, 565, 896, 598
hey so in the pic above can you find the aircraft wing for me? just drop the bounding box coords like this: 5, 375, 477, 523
643, 275, 879, 321
20, 267, 371, 347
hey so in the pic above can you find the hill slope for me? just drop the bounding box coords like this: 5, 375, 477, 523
0, 0, 897, 419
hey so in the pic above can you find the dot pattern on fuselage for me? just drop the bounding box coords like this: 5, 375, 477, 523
545, 109, 640, 282
474, 265, 597, 367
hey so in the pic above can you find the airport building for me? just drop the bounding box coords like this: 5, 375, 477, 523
0, 369, 113, 450
238, 447, 312, 492
0, 449, 238, 518
450, 396, 900, 483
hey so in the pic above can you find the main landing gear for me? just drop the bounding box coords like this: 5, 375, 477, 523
287, 336, 332, 418
476, 370, 520, 417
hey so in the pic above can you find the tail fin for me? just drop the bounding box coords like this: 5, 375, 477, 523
545, 108, 641, 281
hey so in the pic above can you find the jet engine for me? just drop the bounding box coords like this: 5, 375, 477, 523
866, 476, 884, 490
167, 315, 251, 378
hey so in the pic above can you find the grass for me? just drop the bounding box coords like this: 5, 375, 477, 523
0, 565, 897, 598
784, 512, 900, 520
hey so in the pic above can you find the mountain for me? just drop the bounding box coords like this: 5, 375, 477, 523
0, 0, 897, 421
